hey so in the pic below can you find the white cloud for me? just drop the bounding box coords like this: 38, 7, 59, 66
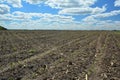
115, 0, 120, 7
2, 18, 120, 30
0, 11, 76, 29
81, 9, 120, 30
0, 11, 74, 23
81, 17, 120, 30
41, 14, 74, 24
0, 13, 13, 21
24, 0, 43, 4
24, 0, 97, 8
0, 0, 22, 8
45, 0, 97, 9
59, 6, 106, 15
0, 4, 10, 14
0, 0, 120, 30
92, 10, 120, 18
12, 11, 43, 20
0, 12, 41, 21
7, 0, 22, 8
82, 10, 120, 23
45, 0, 106, 16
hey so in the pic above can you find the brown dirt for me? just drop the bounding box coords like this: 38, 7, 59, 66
0, 31, 120, 80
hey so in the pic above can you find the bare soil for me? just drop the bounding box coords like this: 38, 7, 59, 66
0, 31, 120, 80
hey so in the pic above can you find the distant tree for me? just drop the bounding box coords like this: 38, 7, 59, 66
0, 26, 7, 30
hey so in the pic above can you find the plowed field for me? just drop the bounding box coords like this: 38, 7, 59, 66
0, 31, 120, 80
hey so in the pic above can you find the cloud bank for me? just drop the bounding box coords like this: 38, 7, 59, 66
0, 0, 120, 30
115, 0, 120, 7
0, 4, 10, 14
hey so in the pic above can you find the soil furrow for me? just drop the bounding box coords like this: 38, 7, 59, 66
0, 31, 119, 80
0, 32, 92, 72
88, 32, 108, 80
0, 33, 89, 74
0, 32, 98, 80
21, 34, 99, 80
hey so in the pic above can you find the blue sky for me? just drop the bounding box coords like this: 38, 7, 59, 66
0, 0, 120, 30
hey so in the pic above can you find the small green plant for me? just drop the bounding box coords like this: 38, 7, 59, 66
28, 49, 36, 54
8, 77, 15, 80
60, 58, 64, 62
31, 72, 38, 79
10, 62, 16, 68
13, 47, 17, 51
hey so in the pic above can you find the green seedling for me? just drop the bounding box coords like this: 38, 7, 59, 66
28, 49, 36, 54
8, 77, 15, 80
13, 47, 17, 51
10, 62, 16, 68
